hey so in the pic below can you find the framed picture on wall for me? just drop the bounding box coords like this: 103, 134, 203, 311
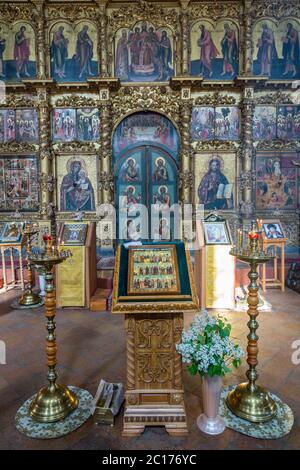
203, 220, 230, 245
61, 223, 88, 246
262, 220, 286, 240
127, 244, 180, 295
0, 222, 24, 243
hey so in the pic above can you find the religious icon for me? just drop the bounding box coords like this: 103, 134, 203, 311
127, 245, 180, 295
50, 22, 98, 82
60, 157, 95, 211
197, 24, 219, 78
120, 157, 141, 182
77, 108, 100, 141
52, 108, 76, 141
16, 109, 38, 142
256, 152, 298, 210
114, 22, 173, 82
153, 157, 169, 182
253, 106, 277, 140
203, 221, 230, 245
190, 20, 239, 80
112, 112, 179, 154
153, 185, 171, 209
215, 107, 240, 140
153, 217, 171, 241
252, 20, 300, 79
0, 222, 24, 243
120, 186, 141, 211
61, 223, 88, 245
277, 106, 300, 140
51, 25, 69, 79
191, 107, 215, 140
263, 221, 285, 239
14, 25, 31, 79
0, 155, 39, 211
122, 218, 141, 241
0, 110, 15, 143
196, 154, 234, 210
282, 23, 300, 78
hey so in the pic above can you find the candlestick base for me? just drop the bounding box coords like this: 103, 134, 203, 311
18, 290, 43, 307
226, 382, 277, 423
29, 383, 78, 423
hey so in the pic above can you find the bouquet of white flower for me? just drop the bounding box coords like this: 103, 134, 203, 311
176, 309, 244, 377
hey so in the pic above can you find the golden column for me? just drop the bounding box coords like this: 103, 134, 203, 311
96, 2, 109, 77
38, 88, 54, 221
99, 102, 113, 204
32, 0, 47, 79
180, 100, 193, 204
180, 10, 190, 76
242, 0, 254, 76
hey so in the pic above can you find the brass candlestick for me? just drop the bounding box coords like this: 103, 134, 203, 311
27, 238, 78, 422
226, 228, 277, 423
18, 223, 43, 308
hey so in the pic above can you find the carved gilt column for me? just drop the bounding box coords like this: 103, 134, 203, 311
240, 88, 254, 214
32, 0, 47, 79
96, 3, 109, 77
180, 100, 193, 204
99, 102, 113, 204
180, 10, 190, 76
242, 0, 254, 75
38, 88, 54, 220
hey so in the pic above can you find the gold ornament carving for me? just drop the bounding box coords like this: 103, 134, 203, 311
99, 171, 114, 191
0, 4, 37, 22
0, 142, 37, 154
54, 96, 99, 108
255, 92, 294, 105
256, 140, 300, 151
189, 2, 240, 20
178, 171, 194, 189
193, 141, 239, 152
112, 87, 181, 124
0, 95, 36, 108
52, 142, 98, 155
108, 0, 179, 32
253, 0, 300, 20
46, 5, 98, 21
38, 173, 55, 193
126, 394, 139, 406
194, 93, 237, 106
125, 316, 136, 390
170, 393, 183, 405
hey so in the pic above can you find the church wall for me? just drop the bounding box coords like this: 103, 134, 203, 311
0, 0, 299, 257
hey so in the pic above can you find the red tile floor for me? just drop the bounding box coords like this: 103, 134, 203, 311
0, 288, 299, 450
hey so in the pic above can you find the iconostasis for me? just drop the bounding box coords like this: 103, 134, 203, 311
0, 0, 300, 264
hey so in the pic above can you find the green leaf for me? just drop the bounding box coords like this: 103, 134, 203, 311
188, 363, 198, 376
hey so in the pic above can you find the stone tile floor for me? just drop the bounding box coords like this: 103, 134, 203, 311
0, 288, 299, 450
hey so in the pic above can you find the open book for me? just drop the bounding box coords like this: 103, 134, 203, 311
216, 183, 233, 199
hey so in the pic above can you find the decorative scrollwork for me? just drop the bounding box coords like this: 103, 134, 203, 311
99, 171, 114, 192
46, 5, 98, 21
193, 141, 239, 152
38, 173, 55, 193
0, 4, 37, 22
0, 95, 36, 108
52, 142, 98, 154
0, 142, 37, 153
255, 140, 300, 151
255, 91, 294, 105
253, 0, 300, 20
189, 1, 240, 20
178, 171, 194, 189
194, 93, 237, 106
54, 96, 99, 108
137, 353, 172, 384
108, 0, 179, 32
237, 170, 256, 191
111, 86, 181, 124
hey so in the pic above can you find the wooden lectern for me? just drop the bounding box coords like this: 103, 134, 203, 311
112, 242, 199, 437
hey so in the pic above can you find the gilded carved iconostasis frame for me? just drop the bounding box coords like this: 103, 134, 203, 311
0, 0, 299, 253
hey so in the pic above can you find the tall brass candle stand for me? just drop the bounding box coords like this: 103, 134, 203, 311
18, 223, 44, 308
27, 237, 78, 422
226, 228, 277, 423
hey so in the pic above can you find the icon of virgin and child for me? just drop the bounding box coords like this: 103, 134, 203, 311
115, 22, 172, 81
60, 158, 95, 211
